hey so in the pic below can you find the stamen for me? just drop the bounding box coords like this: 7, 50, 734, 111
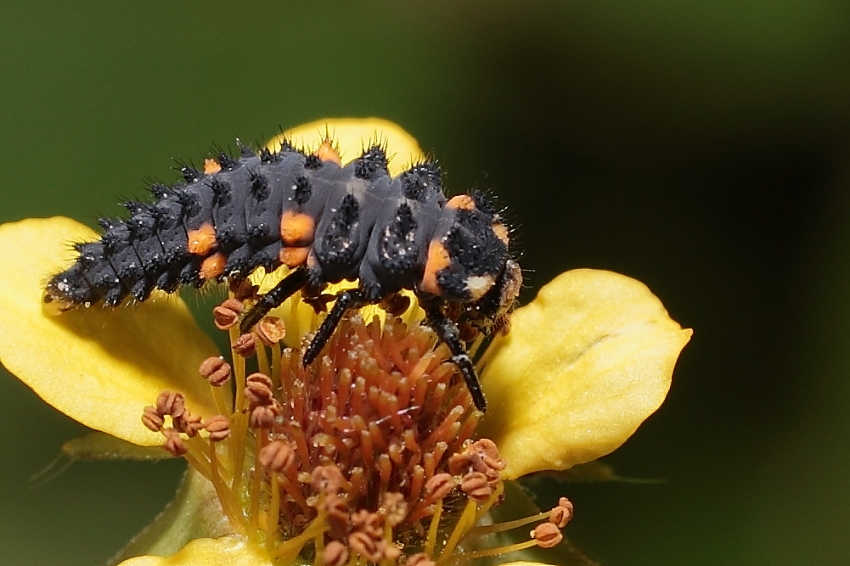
208, 431, 247, 534
233, 332, 257, 358
266, 474, 282, 550
228, 309, 250, 496
322, 540, 349, 566
213, 298, 243, 330
248, 432, 265, 532
141, 290, 573, 565
173, 410, 203, 437
465, 511, 549, 538
245, 372, 275, 406
406, 553, 436, 566
256, 316, 286, 346
198, 356, 232, 418
141, 405, 163, 432
531, 522, 564, 549
459, 471, 492, 502
258, 440, 296, 473
199, 356, 232, 386
204, 415, 231, 442
271, 514, 327, 562
155, 390, 185, 420
162, 429, 186, 456
549, 497, 575, 528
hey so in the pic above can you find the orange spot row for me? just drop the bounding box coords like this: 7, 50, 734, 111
200, 252, 227, 280
187, 224, 218, 256
280, 210, 316, 247
446, 195, 476, 211
280, 247, 309, 268
204, 158, 222, 175
421, 241, 452, 296
314, 139, 342, 166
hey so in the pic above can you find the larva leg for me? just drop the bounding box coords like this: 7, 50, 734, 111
303, 289, 369, 366
239, 267, 309, 333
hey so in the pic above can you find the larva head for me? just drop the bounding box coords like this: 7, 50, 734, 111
421, 192, 520, 328
467, 257, 523, 331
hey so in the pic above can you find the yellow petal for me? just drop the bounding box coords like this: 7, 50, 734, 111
478, 269, 692, 479
266, 116, 425, 176
0, 217, 221, 446
118, 536, 272, 566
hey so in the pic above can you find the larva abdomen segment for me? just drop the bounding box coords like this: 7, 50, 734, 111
44, 138, 515, 328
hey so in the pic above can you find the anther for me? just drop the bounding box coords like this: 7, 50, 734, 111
382, 542, 402, 562
256, 316, 286, 346
162, 429, 187, 456
380, 492, 408, 527
204, 415, 231, 441
233, 332, 256, 357
245, 372, 274, 406
460, 471, 492, 502
199, 356, 231, 386
311, 465, 347, 496
249, 401, 281, 429
351, 509, 383, 539
549, 497, 574, 528
531, 522, 563, 549
155, 390, 185, 418
348, 531, 382, 563
323, 540, 349, 566
324, 494, 351, 540
258, 440, 295, 472
449, 438, 505, 486
141, 405, 164, 432
173, 410, 203, 437
213, 298, 244, 330
405, 553, 436, 566
423, 473, 455, 501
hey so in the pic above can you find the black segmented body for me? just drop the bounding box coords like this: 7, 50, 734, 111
45, 138, 522, 411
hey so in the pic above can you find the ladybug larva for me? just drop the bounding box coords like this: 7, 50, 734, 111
43, 135, 522, 411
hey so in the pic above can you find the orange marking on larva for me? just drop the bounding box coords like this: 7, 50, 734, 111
199, 252, 227, 280
315, 139, 342, 166
187, 224, 218, 255
446, 195, 476, 211
279, 246, 310, 268
421, 240, 452, 296
280, 210, 316, 246
204, 158, 222, 174
492, 222, 510, 246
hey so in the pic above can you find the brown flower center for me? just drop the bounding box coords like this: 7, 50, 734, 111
141, 290, 572, 564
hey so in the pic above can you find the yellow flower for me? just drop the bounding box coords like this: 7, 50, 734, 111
0, 118, 691, 566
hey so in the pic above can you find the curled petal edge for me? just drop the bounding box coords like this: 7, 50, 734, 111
478, 268, 692, 479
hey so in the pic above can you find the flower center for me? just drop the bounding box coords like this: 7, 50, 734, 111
141, 285, 572, 565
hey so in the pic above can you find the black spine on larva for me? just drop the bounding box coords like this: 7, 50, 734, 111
49, 146, 319, 305
45, 137, 515, 331
354, 145, 389, 180
436, 205, 509, 301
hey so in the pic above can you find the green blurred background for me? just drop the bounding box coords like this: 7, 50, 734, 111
2, 1, 849, 564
